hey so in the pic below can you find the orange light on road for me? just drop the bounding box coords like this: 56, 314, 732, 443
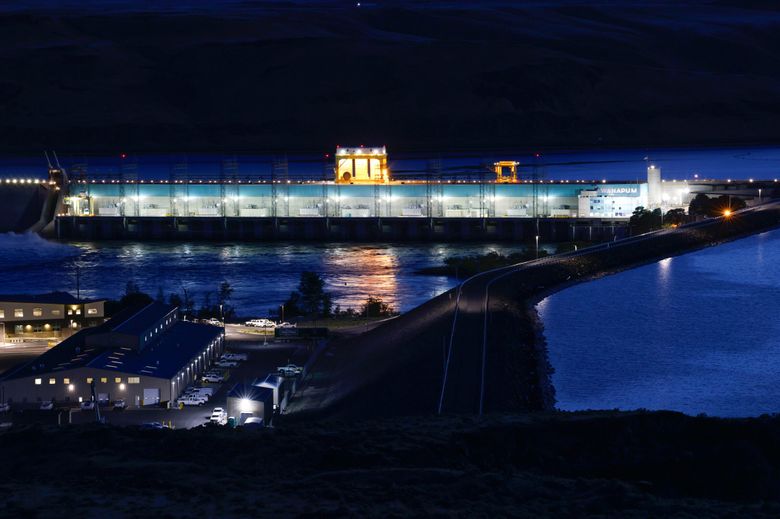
723, 209, 732, 217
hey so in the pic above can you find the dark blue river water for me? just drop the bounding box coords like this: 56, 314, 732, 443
0, 233, 523, 315
538, 228, 780, 417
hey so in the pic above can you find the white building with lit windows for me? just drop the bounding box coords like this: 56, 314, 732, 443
0, 302, 223, 407
0, 292, 105, 343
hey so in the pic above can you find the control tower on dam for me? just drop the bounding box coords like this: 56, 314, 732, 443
52, 147, 774, 242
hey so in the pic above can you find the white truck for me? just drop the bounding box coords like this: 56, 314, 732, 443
177, 396, 207, 406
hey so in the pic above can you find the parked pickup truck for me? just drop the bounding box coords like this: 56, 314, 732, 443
202, 374, 225, 383
176, 396, 207, 406
210, 407, 228, 425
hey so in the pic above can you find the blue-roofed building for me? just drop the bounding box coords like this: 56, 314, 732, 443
0, 302, 224, 407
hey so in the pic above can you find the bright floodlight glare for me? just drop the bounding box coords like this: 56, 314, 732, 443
239, 398, 253, 413
723, 209, 732, 217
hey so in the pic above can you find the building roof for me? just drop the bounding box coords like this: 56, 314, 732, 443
227, 383, 274, 402
111, 301, 175, 335
89, 321, 221, 379
0, 291, 104, 305
1, 304, 221, 382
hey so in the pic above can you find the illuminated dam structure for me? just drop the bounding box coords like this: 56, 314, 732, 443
51, 147, 752, 241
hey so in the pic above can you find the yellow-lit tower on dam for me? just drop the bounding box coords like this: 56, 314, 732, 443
335, 146, 389, 183
494, 160, 519, 183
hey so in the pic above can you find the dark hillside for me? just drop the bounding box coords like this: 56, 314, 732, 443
2, 1, 780, 153
3, 412, 780, 516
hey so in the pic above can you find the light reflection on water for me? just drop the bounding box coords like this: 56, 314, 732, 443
538, 228, 780, 417
0, 240, 524, 315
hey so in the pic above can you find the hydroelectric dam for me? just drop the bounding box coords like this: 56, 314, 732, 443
3, 147, 777, 242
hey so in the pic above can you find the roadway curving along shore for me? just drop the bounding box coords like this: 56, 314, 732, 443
285, 201, 780, 420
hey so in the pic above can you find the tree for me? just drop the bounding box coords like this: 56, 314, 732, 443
284, 272, 332, 318
155, 287, 165, 303
629, 206, 661, 234
664, 208, 687, 227
218, 281, 235, 319
119, 280, 152, 309
710, 195, 745, 216
199, 292, 213, 318
361, 296, 396, 318
168, 292, 183, 308
181, 287, 195, 318
689, 194, 746, 217
688, 193, 711, 217
282, 291, 302, 319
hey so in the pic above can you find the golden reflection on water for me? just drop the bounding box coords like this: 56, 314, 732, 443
321, 246, 400, 311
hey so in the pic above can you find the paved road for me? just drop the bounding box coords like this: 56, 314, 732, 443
438, 200, 780, 415
0, 341, 49, 377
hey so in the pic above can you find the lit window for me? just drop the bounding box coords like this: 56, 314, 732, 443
128, 377, 140, 384
63, 378, 70, 384
14, 309, 23, 318
87, 308, 97, 315
0, 310, 4, 318
33, 308, 42, 317
49, 378, 55, 385
52, 309, 61, 316
75, 309, 81, 315
86, 378, 93, 383
34, 378, 41, 385
100, 377, 107, 383
67, 309, 73, 315
115, 377, 122, 384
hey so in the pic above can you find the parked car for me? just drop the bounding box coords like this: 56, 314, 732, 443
177, 396, 207, 407
202, 374, 224, 383
277, 364, 303, 377
277, 322, 297, 329
80, 401, 95, 410
193, 387, 215, 396
242, 416, 265, 429
203, 318, 223, 326
245, 318, 276, 329
184, 390, 209, 401
40, 401, 54, 411
113, 399, 127, 410
215, 360, 238, 368
0, 403, 10, 413
222, 352, 248, 361
210, 407, 228, 425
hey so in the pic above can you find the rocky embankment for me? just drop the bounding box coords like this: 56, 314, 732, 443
288, 204, 780, 419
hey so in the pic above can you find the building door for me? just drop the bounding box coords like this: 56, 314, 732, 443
143, 388, 160, 406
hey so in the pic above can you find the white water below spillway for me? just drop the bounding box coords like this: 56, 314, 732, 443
537, 228, 780, 417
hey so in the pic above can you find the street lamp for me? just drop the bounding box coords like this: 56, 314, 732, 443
535, 235, 539, 259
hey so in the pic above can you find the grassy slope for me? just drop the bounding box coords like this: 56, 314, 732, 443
1, 1, 780, 153
3, 411, 780, 516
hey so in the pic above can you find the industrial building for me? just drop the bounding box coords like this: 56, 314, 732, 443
226, 383, 274, 426
0, 292, 105, 343
0, 302, 224, 406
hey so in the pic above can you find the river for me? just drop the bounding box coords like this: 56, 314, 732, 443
537, 228, 780, 417
0, 233, 528, 315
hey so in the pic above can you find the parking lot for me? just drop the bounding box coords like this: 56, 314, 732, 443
2, 337, 312, 429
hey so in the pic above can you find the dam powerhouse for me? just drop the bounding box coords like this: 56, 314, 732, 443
2, 147, 773, 241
